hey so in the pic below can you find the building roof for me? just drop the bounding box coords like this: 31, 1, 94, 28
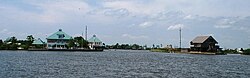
5, 37, 11, 42
191, 36, 217, 43
47, 29, 72, 40
88, 35, 102, 42
32, 38, 45, 45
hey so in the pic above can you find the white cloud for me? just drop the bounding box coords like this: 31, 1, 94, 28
104, 8, 129, 17
168, 24, 185, 30
122, 34, 148, 39
184, 15, 195, 19
102, 0, 167, 16
139, 21, 154, 28
214, 18, 236, 29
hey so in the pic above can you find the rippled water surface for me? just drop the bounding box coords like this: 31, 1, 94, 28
0, 50, 250, 78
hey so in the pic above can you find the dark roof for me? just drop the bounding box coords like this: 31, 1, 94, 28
191, 36, 217, 43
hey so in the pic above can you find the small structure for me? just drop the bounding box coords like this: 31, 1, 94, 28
32, 38, 46, 48
88, 35, 103, 49
46, 29, 72, 49
190, 36, 220, 52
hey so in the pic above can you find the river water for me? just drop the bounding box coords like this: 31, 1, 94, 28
0, 50, 250, 78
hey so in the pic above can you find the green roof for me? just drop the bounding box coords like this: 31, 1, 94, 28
5, 37, 11, 42
47, 29, 72, 40
32, 38, 45, 45
88, 35, 102, 42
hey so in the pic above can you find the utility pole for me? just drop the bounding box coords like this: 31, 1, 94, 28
179, 27, 182, 50
85, 25, 88, 40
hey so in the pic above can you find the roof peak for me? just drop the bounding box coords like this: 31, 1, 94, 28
191, 35, 216, 43
88, 35, 102, 42
47, 29, 72, 40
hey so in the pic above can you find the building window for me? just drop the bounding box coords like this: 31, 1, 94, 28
57, 34, 65, 39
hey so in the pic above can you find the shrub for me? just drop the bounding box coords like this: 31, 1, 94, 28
243, 49, 250, 55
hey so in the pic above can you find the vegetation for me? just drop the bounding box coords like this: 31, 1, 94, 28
151, 48, 180, 53
243, 49, 250, 55
0, 35, 89, 50
105, 43, 147, 50
0, 35, 35, 50
67, 36, 88, 49
222, 49, 238, 54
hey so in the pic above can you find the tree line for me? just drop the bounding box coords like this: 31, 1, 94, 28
0, 35, 34, 50
0, 35, 89, 50
105, 43, 150, 50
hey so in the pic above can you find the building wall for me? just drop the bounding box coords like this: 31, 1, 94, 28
47, 39, 70, 49
191, 43, 217, 52
88, 42, 102, 49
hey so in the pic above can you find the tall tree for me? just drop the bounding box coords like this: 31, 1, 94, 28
7, 36, 18, 50
10, 36, 17, 43
0, 40, 3, 49
74, 36, 88, 48
26, 35, 34, 42
25, 35, 35, 49
67, 39, 75, 49
0, 40, 3, 45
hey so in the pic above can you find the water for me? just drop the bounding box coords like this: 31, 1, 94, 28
0, 50, 250, 78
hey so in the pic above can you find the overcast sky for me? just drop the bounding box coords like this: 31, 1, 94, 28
1, 0, 250, 48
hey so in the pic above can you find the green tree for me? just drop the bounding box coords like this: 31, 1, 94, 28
26, 35, 34, 42
243, 49, 250, 55
5, 37, 18, 50
132, 44, 140, 50
0, 40, 3, 49
67, 39, 75, 49
114, 43, 120, 49
74, 36, 88, 48
26, 35, 34, 45
9, 43, 18, 50
9, 36, 17, 43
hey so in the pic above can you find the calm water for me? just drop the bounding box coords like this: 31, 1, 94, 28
0, 50, 250, 78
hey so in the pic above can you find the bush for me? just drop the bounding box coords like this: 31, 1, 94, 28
243, 49, 250, 55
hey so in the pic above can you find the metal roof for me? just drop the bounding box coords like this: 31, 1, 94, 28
88, 35, 102, 42
191, 36, 217, 43
47, 29, 72, 40
32, 38, 45, 45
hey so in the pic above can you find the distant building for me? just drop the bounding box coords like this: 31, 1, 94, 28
46, 29, 72, 49
190, 36, 220, 52
165, 44, 173, 49
32, 38, 46, 48
88, 35, 103, 49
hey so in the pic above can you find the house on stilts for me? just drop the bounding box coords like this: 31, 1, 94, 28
190, 36, 221, 52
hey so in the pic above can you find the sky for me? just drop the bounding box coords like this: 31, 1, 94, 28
0, 0, 250, 49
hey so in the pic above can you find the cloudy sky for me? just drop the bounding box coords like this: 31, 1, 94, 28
0, 0, 250, 48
